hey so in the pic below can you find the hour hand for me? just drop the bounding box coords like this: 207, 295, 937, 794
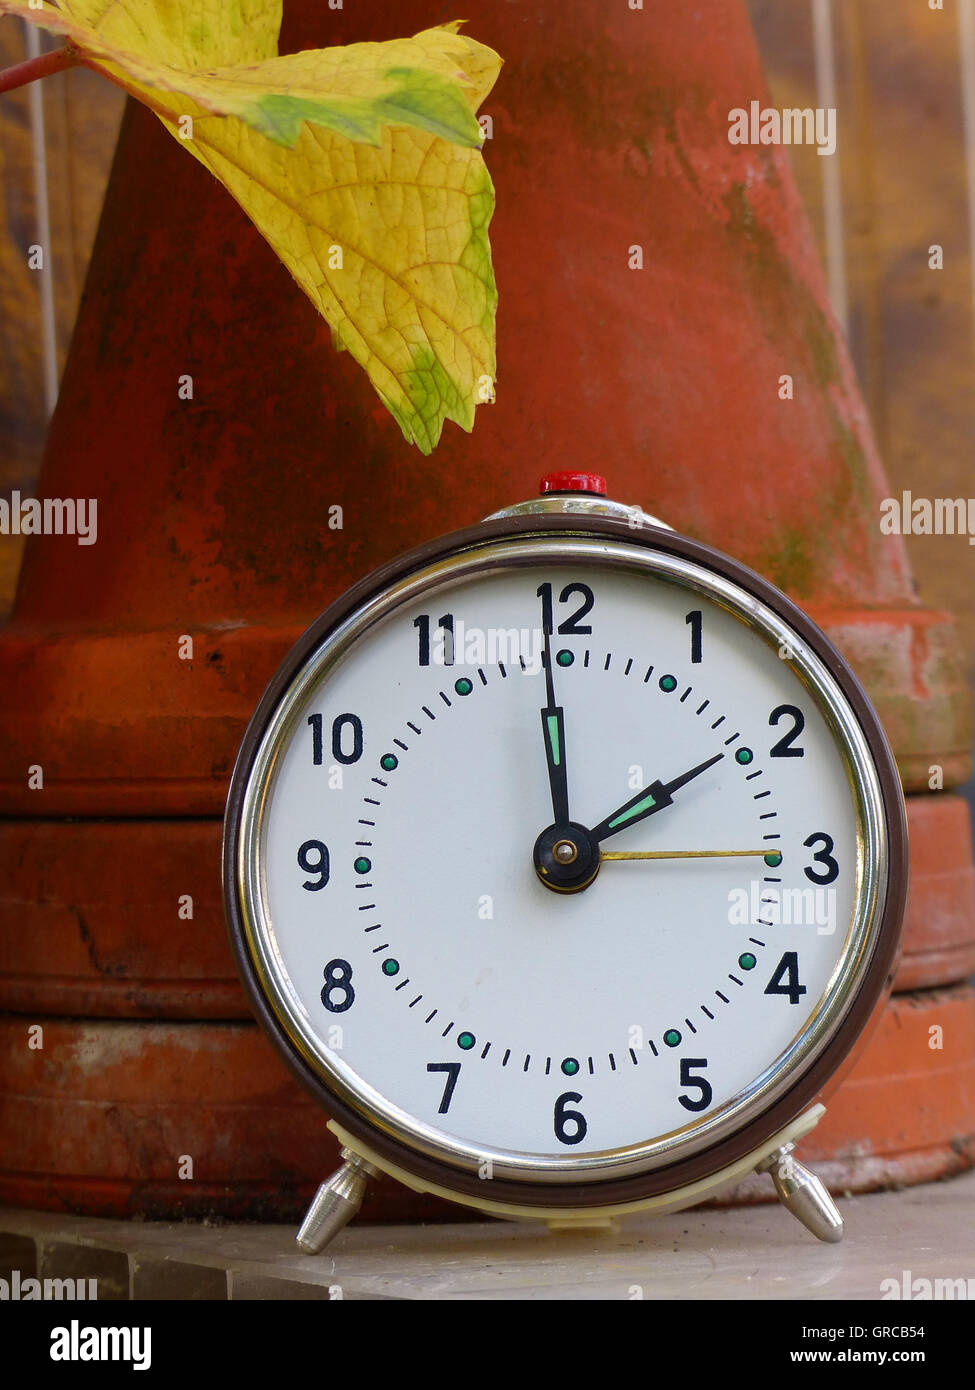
589, 752, 724, 844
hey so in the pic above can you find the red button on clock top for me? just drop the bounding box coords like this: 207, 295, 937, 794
538, 472, 608, 496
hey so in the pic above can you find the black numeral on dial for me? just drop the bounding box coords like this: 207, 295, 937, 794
414, 613, 455, 666
427, 1062, 461, 1114
769, 704, 805, 758
308, 712, 364, 766
321, 958, 354, 1012
803, 832, 839, 884
297, 839, 330, 890
537, 582, 595, 635
677, 1058, 712, 1112
764, 951, 807, 1005
685, 610, 703, 664
554, 1090, 588, 1145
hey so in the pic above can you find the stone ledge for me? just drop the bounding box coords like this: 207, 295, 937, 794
2, 1170, 974, 1301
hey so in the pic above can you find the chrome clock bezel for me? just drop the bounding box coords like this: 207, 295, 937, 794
227, 527, 897, 1193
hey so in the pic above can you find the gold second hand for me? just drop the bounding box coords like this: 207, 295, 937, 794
600, 849, 777, 861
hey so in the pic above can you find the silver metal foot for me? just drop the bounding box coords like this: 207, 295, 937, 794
757, 1142, 844, 1243
296, 1149, 379, 1254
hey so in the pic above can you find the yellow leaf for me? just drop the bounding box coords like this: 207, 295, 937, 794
59, 0, 281, 66
160, 95, 498, 451
1, 1, 501, 449
0, 0, 278, 68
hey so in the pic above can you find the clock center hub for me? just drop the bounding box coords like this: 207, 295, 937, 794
533, 822, 600, 894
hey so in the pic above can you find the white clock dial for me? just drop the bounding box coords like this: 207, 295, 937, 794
234, 535, 890, 1187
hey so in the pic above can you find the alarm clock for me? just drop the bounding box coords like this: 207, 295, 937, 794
222, 474, 907, 1251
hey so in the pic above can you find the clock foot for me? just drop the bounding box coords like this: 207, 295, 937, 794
296, 1149, 379, 1254
757, 1143, 844, 1244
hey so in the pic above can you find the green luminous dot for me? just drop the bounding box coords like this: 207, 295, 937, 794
458, 1031, 476, 1051
659, 674, 677, 693
738, 952, 757, 971
454, 677, 473, 696
764, 850, 783, 868
735, 747, 754, 765
556, 649, 574, 667
561, 1057, 580, 1076
380, 754, 398, 772
663, 1028, 682, 1048
382, 959, 399, 977
354, 857, 371, 875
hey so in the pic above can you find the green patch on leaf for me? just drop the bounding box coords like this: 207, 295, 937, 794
386, 344, 476, 454
252, 68, 483, 148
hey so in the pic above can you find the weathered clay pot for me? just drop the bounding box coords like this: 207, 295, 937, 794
0, 0, 970, 1217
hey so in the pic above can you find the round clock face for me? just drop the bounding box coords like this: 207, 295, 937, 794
227, 526, 901, 1199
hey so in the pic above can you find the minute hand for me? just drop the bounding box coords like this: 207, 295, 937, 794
589, 752, 725, 844
540, 620, 570, 825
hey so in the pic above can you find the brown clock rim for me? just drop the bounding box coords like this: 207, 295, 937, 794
223, 512, 908, 1210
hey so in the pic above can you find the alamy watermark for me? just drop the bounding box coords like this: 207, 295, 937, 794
50, 1320, 151, 1371
0, 492, 97, 545
729, 881, 837, 935
880, 492, 975, 544
728, 101, 836, 157
430, 619, 544, 674
881, 1270, 975, 1300
1, 1269, 97, 1300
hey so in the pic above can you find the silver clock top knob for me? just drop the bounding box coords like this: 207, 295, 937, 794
484, 472, 674, 531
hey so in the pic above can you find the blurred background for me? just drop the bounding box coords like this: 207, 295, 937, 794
3, 1, 974, 683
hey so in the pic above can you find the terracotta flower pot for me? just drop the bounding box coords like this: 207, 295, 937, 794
0, 0, 971, 1217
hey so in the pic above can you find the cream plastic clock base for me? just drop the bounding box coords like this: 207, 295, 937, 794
308, 1103, 833, 1244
